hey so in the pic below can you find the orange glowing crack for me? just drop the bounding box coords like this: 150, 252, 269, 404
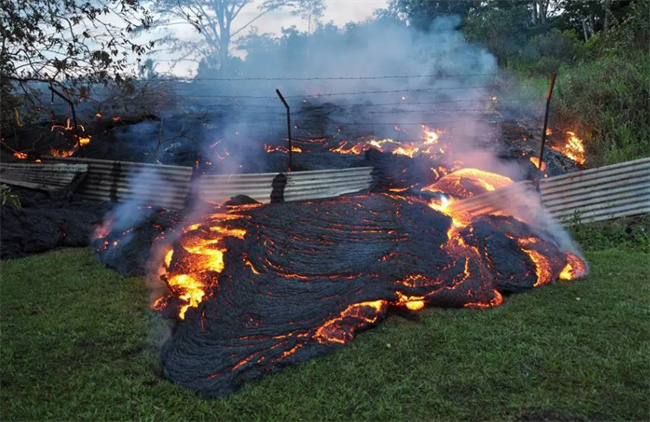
521, 248, 552, 287
156, 212, 249, 319
463, 289, 503, 309
315, 300, 386, 344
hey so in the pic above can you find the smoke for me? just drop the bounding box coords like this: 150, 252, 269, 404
135, 13, 586, 324
93, 167, 186, 254
180, 16, 503, 173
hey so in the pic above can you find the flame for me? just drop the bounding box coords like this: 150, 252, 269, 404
50, 148, 75, 158
330, 141, 366, 155
13, 152, 27, 159
49, 117, 92, 156
422, 125, 440, 146
552, 131, 585, 165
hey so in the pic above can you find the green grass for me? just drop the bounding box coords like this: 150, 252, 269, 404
1, 247, 648, 421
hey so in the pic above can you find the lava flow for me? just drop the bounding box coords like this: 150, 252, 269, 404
149, 164, 586, 397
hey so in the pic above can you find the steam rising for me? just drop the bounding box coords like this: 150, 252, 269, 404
185, 16, 500, 171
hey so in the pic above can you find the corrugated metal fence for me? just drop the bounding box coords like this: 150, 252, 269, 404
44, 157, 193, 209
540, 156, 650, 224
41, 158, 373, 207
449, 157, 650, 225
197, 167, 373, 204
0, 162, 88, 192
6, 156, 649, 224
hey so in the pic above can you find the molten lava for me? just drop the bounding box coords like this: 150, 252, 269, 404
423, 168, 513, 199
264, 144, 302, 154
148, 164, 586, 396
530, 157, 547, 171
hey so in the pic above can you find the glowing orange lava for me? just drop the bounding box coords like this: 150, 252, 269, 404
423, 168, 513, 198
530, 157, 547, 171
264, 144, 302, 153
155, 207, 254, 320
315, 300, 387, 344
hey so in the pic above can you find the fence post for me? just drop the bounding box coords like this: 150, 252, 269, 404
275, 89, 292, 171
537, 73, 557, 190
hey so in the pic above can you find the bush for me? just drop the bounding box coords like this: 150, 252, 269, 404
518, 29, 584, 74
553, 44, 649, 166
568, 214, 649, 252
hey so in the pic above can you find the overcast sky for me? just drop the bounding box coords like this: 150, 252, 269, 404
154, 0, 390, 76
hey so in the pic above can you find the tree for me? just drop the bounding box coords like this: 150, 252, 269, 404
386, 0, 477, 29
1, 0, 153, 129
559, 0, 636, 41
151, 0, 325, 74
463, 4, 533, 66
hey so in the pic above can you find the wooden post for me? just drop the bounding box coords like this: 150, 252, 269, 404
537, 73, 556, 190
275, 89, 292, 171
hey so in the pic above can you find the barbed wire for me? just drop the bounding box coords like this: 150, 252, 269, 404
153, 72, 500, 82
174, 84, 540, 99
173, 97, 543, 109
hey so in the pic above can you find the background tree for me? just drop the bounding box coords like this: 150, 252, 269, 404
150, 0, 325, 75
0, 0, 153, 130
386, 0, 477, 29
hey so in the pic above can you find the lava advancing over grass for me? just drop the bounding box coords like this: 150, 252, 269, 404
152, 168, 586, 396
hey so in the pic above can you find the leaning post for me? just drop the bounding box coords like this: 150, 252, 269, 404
275, 89, 292, 171
536, 73, 557, 191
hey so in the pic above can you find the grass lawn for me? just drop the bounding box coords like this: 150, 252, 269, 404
1, 247, 648, 421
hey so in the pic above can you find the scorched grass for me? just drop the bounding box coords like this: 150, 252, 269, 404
1, 247, 648, 421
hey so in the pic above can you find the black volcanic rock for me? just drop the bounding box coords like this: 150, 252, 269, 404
149, 193, 579, 397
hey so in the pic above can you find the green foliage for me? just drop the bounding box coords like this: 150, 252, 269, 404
1, 248, 648, 420
1, 0, 154, 132
463, 5, 532, 67
567, 215, 650, 252
0, 185, 21, 210
459, 0, 649, 167
386, 0, 475, 29
518, 29, 585, 74
552, 17, 649, 166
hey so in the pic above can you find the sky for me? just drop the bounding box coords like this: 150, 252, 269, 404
153, 0, 391, 76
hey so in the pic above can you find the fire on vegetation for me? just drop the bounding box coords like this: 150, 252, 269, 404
551, 131, 586, 165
